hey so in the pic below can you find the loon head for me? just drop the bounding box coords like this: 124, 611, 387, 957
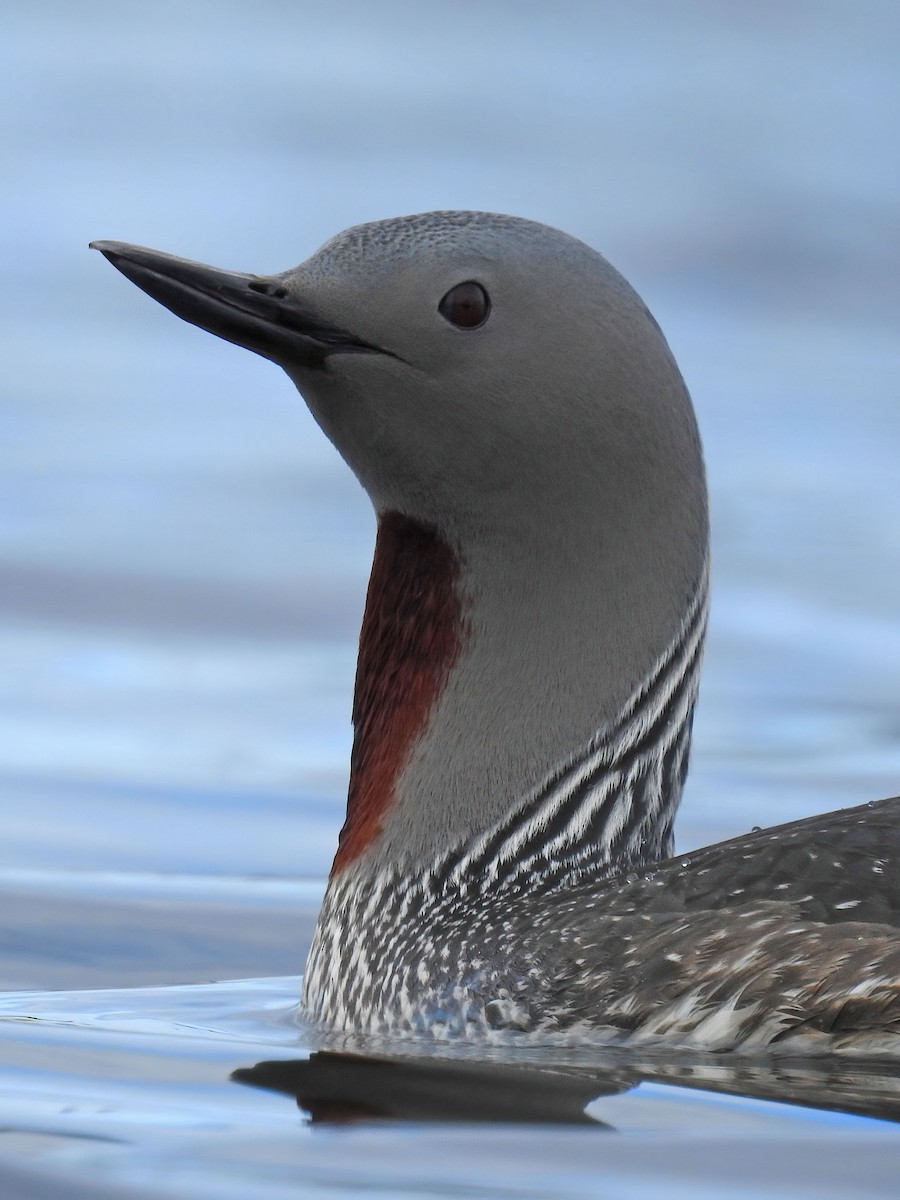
91, 213, 709, 883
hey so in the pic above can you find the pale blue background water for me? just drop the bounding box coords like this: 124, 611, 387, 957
1, 1, 900, 1195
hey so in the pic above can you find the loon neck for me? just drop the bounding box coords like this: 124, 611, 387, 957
305, 552, 707, 1029
332, 503, 709, 883
332, 511, 467, 874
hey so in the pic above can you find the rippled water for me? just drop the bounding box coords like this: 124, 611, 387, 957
2, 1, 900, 1195
3, 976, 900, 1199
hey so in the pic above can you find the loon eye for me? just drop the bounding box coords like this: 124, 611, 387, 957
438, 281, 490, 329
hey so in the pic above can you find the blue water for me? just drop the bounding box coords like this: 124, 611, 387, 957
2, 0, 900, 1194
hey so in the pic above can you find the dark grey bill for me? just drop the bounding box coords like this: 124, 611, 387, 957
89, 240, 393, 368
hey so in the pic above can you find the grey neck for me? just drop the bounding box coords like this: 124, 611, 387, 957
371, 478, 709, 875
435, 564, 709, 893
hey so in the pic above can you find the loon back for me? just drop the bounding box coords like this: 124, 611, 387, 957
91, 212, 900, 1051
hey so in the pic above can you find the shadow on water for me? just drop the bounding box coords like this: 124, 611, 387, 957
235, 1052, 624, 1125
234, 1047, 900, 1127
2, 978, 899, 1197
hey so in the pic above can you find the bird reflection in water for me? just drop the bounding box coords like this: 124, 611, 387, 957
233, 1049, 900, 1127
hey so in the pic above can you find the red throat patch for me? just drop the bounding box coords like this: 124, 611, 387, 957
331, 512, 467, 874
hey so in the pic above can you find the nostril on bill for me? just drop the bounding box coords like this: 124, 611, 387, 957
247, 279, 288, 299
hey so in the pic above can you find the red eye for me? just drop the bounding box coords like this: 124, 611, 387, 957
438, 281, 490, 329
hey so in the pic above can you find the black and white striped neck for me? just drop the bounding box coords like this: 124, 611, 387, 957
303, 565, 709, 1034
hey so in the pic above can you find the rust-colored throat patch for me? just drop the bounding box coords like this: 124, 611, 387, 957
332, 511, 467, 874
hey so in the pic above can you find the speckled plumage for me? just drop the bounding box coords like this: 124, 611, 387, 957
531, 799, 900, 1051
92, 211, 900, 1053
302, 796, 900, 1050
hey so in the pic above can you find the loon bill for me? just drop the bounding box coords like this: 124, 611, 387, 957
91, 213, 900, 1052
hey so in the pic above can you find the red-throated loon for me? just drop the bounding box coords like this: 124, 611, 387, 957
91, 212, 900, 1052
